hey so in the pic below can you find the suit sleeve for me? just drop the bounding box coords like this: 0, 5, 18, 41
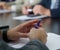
50, 8, 60, 17
38, 0, 60, 17
38, 0, 48, 7
20, 40, 49, 50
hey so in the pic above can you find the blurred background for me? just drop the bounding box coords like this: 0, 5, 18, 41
0, 0, 60, 35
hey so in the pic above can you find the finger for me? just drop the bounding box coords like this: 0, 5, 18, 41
33, 8, 37, 15
27, 6, 31, 9
25, 25, 34, 33
22, 9, 29, 15
39, 11, 43, 15
19, 33, 29, 38
33, 9, 40, 15
22, 6, 29, 15
33, 9, 38, 15
21, 19, 39, 26
34, 11, 39, 15
24, 11, 29, 15
15, 20, 39, 32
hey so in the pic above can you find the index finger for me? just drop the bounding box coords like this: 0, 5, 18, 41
15, 19, 39, 32
19, 33, 29, 38
22, 19, 39, 26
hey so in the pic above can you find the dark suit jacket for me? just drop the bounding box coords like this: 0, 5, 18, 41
39, 0, 60, 17
0, 39, 49, 50
1, 0, 15, 2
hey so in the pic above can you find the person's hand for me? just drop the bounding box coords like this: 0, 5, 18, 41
0, 2, 10, 10
13, 20, 40, 33
33, 5, 51, 16
7, 31, 29, 41
22, 6, 31, 15
7, 20, 40, 41
0, 2, 6, 9
29, 27, 47, 44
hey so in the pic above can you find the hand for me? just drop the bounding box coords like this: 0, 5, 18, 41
0, 2, 10, 10
29, 27, 47, 44
13, 20, 40, 33
7, 20, 39, 41
0, 2, 7, 9
33, 5, 51, 16
22, 6, 31, 15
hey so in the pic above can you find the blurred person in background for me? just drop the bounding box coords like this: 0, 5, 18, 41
15, 0, 41, 12
0, 2, 7, 9
0, 0, 15, 10
0, 0, 41, 13
22, 0, 60, 17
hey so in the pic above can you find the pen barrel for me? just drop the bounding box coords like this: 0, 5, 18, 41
35, 20, 41, 28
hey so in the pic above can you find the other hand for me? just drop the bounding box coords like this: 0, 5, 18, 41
33, 5, 51, 16
7, 20, 40, 41
29, 27, 47, 44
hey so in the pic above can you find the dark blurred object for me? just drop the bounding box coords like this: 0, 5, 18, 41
27, 14, 41, 17
27, 9, 34, 14
0, 25, 9, 30
0, 0, 15, 2
57, 49, 60, 50
29, 11, 34, 14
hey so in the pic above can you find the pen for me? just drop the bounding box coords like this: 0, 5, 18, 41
35, 19, 42, 29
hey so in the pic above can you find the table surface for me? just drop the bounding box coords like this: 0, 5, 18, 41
0, 13, 60, 35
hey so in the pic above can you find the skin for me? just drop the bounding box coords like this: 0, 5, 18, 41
7, 20, 39, 41
22, 6, 31, 15
22, 5, 51, 16
0, 2, 10, 10
33, 5, 51, 16
29, 27, 47, 44
7, 19, 47, 44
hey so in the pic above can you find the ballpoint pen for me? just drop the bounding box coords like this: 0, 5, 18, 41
35, 19, 42, 29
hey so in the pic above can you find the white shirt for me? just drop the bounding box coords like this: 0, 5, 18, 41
51, 0, 59, 9
30, 0, 34, 4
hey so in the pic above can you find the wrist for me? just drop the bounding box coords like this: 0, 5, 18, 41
2, 29, 13, 42
7, 29, 13, 41
0, 26, 13, 42
45, 9, 51, 17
